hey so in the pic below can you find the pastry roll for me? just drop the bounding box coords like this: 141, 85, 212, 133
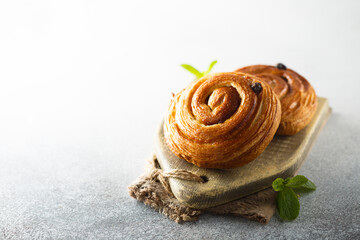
235, 64, 317, 135
164, 72, 281, 169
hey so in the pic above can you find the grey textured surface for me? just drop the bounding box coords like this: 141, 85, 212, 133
1, 114, 359, 240
1, 0, 360, 239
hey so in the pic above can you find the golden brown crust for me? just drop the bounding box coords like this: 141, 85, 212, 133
235, 65, 317, 135
163, 72, 281, 169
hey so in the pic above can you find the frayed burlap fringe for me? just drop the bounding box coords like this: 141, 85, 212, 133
128, 155, 277, 224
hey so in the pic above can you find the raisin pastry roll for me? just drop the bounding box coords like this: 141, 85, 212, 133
235, 64, 317, 135
164, 72, 281, 169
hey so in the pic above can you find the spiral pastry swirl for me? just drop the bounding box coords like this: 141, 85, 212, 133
164, 72, 281, 169
235, 65, 317, 135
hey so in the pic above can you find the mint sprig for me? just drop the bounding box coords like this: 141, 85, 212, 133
276, 187, 300, 221
181, 60, 217, 79
272, 175, 316, 221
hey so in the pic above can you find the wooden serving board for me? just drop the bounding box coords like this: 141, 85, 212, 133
155, 97, 331, 209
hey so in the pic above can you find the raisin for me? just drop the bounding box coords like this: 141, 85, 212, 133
276, 63, 287, 70
251, 82, 263, 94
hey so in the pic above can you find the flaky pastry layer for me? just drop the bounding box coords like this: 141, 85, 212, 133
164, 72, 281, 169
235, 65, 317, 135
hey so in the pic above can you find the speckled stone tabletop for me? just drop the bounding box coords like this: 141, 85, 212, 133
0, 0, 359, 239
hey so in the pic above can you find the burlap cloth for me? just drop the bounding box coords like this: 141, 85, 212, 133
128, 155, 277, 224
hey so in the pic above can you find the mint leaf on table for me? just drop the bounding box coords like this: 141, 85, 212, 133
285, 175, 317, 191
276, 187, 300, 221
272, 175, 316, 221
272, 178, 285, 191
293, 177, 316, 194
300, 180, 316, 190
284, 175, 309, 188
181, 61, 217, 79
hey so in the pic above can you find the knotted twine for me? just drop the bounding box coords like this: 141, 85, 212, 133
148, 155, 205, 196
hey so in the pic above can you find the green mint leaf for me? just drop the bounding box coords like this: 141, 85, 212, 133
181, 61, 218, 80
284, 177, 290, 184
181, 64, 203, 79
300, 179, 316, 190
272, 178, 285, 191
202, 60, 218, 75
285, 175, 309, 188
276, 187, 300, 221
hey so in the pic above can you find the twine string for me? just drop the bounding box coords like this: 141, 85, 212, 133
149, 155, 205, 196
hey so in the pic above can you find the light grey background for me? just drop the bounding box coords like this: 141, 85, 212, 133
0, 0, 359, 239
